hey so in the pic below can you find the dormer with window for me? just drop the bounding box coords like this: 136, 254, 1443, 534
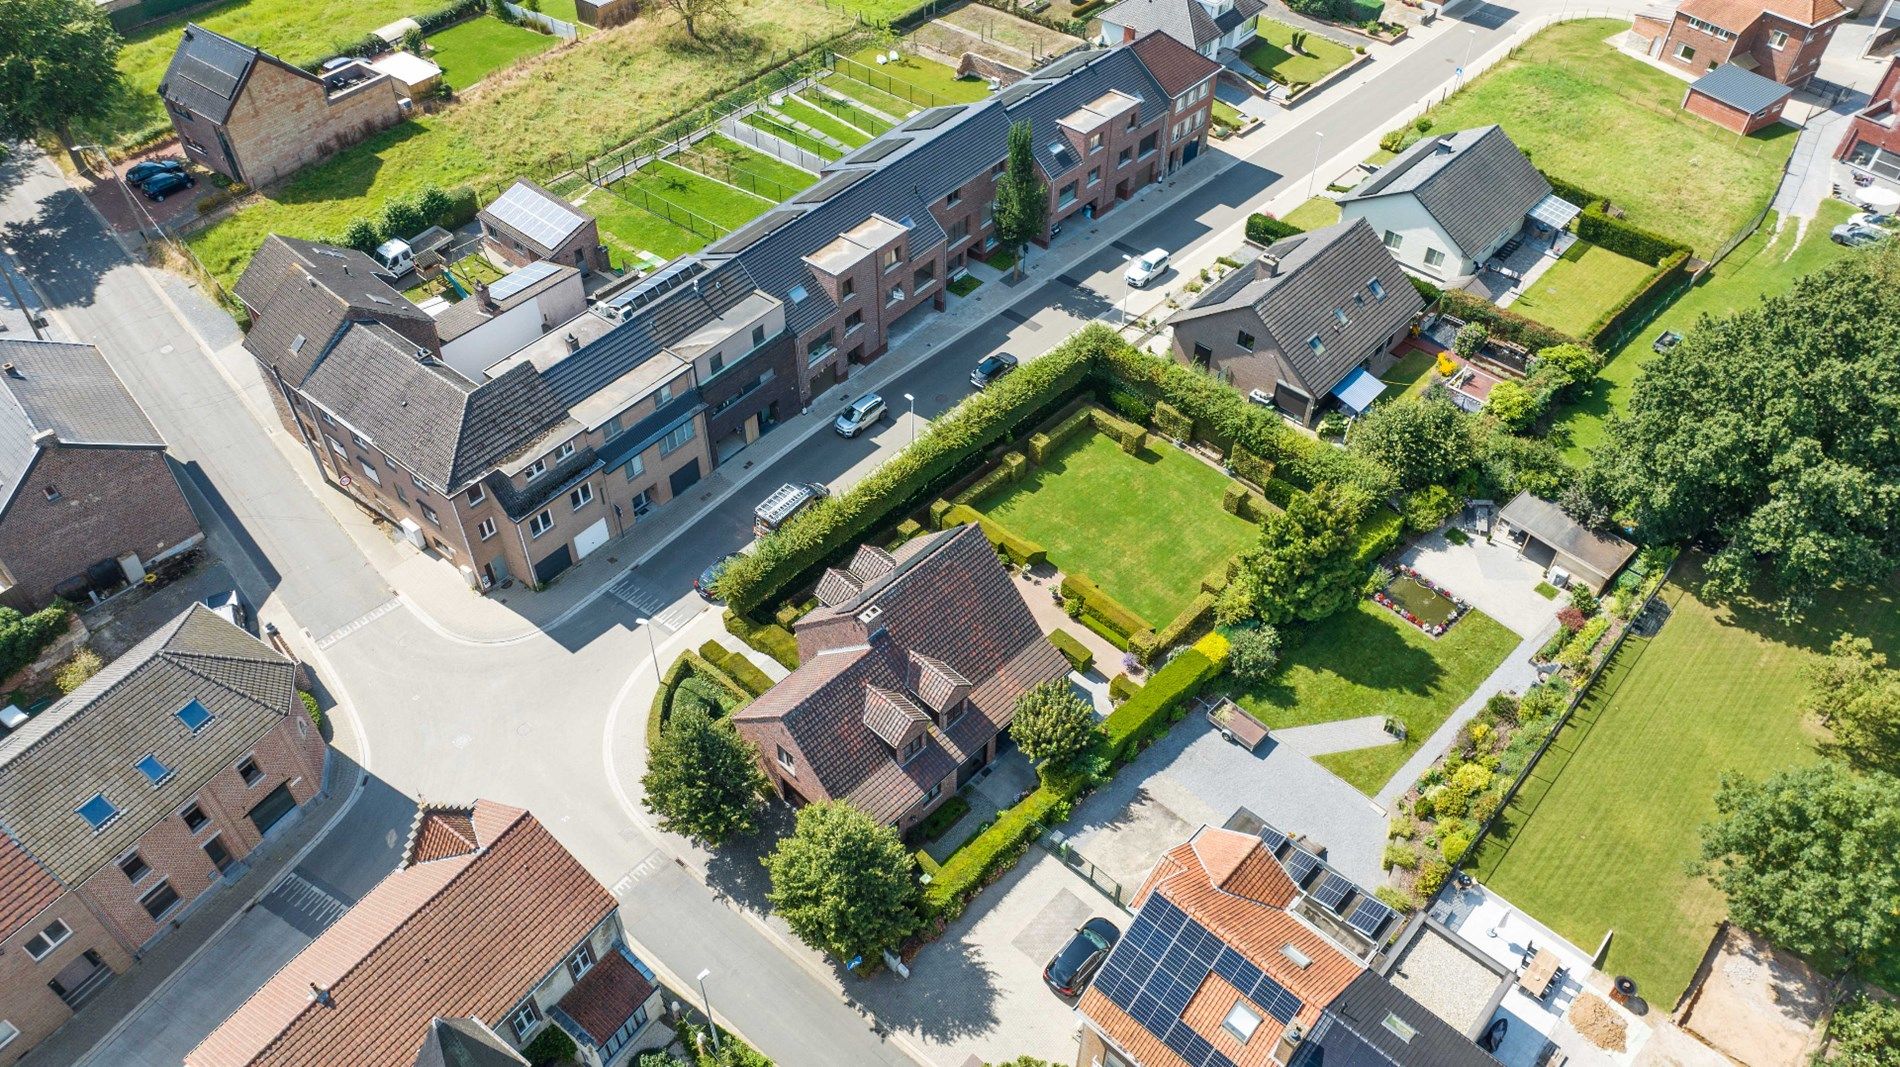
906, 652, 971, 725
862, 686, 932, 762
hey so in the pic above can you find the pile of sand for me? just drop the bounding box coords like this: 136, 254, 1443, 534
1571, 993, 1629, 1052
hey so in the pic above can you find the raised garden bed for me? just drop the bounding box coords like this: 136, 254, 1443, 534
1371, 566, 1469, 635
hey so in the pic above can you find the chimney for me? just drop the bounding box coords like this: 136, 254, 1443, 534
564, 333, 580, 353
30, 428, 57, 449
2, 362, 18, 378
1257, 253, 1281, 279
475, 280, 494, 310
308, 983, 334, 1008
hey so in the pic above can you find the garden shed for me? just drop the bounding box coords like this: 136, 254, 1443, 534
1496, 491, 1636, 593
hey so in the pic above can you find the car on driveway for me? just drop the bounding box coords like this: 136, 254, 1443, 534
1651, 330, 1683, 355
1831, 222, 1886, 247
834, 393, 886, 438
126, 159, 185, 186
1124, 248, 1170, 288
970, 351, 1019, 389
695, 552, 741, 601
1043, 916, 1120, 998
138, 171, 195, 201
202, 590, 251, 634
1848, 211, 1896, 231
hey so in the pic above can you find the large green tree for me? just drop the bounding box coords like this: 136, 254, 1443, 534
1010, 680, 1096, 775
641, 701, 768, 845
764, 801, 920, 963
992, 120, 1047, 282
1219, 482, 1372, 625
1805, 634, 1900, 777
1348, 391, 1476, 491
1694, 762, 1900, 971
1589, 244, 1900, 611
0, 0, 126, 168
1823, 995, 1900, 1067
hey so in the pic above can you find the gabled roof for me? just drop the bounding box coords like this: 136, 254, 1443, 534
1339, 126, 1551, 260
186, 801, 615, 1067
1677, 0, 1846, 28
0, 339, 167, 514
0, 830, 62, 941
160, 24, 261, 124
1689, 63, 1795, 114
1129, 29, 1226, 97
479, 180, 594, 254
0, 605, 297, 885
1497, 492, 1636, 586
235, 235, 437, 386
410, 1017, 528, 1067
1100, 0, 1263, 50
1169, 220, 1424, 396
1294, 971, 1503, 1067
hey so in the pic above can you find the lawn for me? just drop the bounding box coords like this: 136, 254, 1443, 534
798, 89, 893, 135
773, 98, 873, 147
976, 431, 1259, 625
1238, 21, 1356, 89
1235, 601, 1519, 796
681, 135, 818, 199
1469, 556, 1899, 1003
1548, 200, 1857, 463
1507, 240, 1656, 339
820, 71, 918, 121
1416, 19, 1797, 255
1281, 196, 1341, 231
614, 159, 773, 230
842, 47, 993, 105
429, 17, 560, 89
184, 0, 852, 289
1212, 99, 1244, 130
578, 185, 701, 260
741, 111, 845, 161
1378, 347, 1437, 401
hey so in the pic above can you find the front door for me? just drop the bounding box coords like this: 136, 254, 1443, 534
1184, 140, 1200, 164
204, 836, 234, 875
247, 784, 297, 837
574, 518, 610, 559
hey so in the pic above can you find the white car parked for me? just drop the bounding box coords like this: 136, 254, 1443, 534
1124, 248, 1170, 288
833, 392, 887, 437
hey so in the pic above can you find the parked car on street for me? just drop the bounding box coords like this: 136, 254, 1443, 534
1044, 917, 1120, 997
695, 553, 742, 601
754, 481, 829, 535
1651, 330, 1683, 355
1124, 248, 1170, 288
833, 393, 886, 438
126, 159, 185, 186
970, 351, 1019, 389
1831, 222, 1886, 247
138, 171, 195, 201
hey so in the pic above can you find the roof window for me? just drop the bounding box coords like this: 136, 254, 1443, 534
78, 793, 120, 831
176, 699, 213, 732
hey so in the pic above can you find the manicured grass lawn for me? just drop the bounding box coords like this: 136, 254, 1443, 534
1469, 556, 1899, 1003
684, 135, 817, 199
798, 89, 893, 135
772, 98, 872, 147
1236, 602, 1520, 796
1282, 197, 1341, 231
823, 71, 922, 119
977, 432, 1258, 625
429, 17, 560, 89
1378, 347, 1437, 401
536, 0, 582, 26
1507, 240, 1656, 339
614, 159, 773, 230
741, 112, 845, 160
1239, 21, 1355, 89
576, 185, 701, 260
843, 46, 993, 104
185, 0, 852, 288
1212, 99, 1244, 130
1548, 200, 1857, 463
1417, 19, 1796, 255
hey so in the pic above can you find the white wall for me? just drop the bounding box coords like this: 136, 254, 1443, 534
1339, 195, 1474, 281
441, 298, 555, 381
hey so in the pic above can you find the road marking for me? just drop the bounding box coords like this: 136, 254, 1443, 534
603, 573, 702, 633
259, 870, 350, 937
313, 597, 402, 649
610, 848, 671, 898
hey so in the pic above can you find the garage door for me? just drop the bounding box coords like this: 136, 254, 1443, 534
247, 784, 298, 837
574, 517, 610, 560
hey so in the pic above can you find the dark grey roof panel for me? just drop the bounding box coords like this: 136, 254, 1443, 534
539, 260, 759, 407
160, 24, 259, 123
1691, 63, 1795, 113
844, 137, 913, 164
900, 105, 967, 131
481, 180, 591, 252
1340, 126, 1550, 260
1297, 971, 1503, 1067
791, 169, 873, 203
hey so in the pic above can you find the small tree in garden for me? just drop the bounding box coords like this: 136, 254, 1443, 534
1011, 680, 1096, 774
402, 25, 426, 55
992, 121, 1047, 282
1227, 626, 1283, 685
1484, 379, 1536, 432
1453, 321, 1489, 360
0, 0, 125, 173
1824, 996, 1900, 1067
641, 701, 768, 845
1805, 634, 1900, 776
1567, 583, 1598, 617
764, 801, 920, 963
1349, 391, 1476, 491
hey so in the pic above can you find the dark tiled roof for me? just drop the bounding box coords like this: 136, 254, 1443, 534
237, 236, 437, 386
0, 831, 62, 941
0, 339, 166, 512
0, 605, 298, 885
479, 179, 593, 254
542, 260, 758, 407
556, 948, 655, 1044
1129, 29, 1226, 97
1690, 63, 1796, 114
1339, 126, 1550, 261
159, 24, 259, 123
410, 1018, 528, 1067
1497, 492, 1636, 585
1100, 0, 1221, 48
1294, 971, 1502, 1067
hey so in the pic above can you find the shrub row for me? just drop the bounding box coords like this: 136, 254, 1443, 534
1141, 592, 1218, 664
1027, 399, 1097, 463
1433, 287, 1585, 355
1201, 556, 1239, 595
1577, 202, 1690, 267
1087, 405, 1149, 454
1221, 480, 1276, 523
723, 609, 799, 669
953, 450, 1029, 506
698, 640, 773, 697
1152, 400, 1193, 441
1082, 613, 1131, 651
1049, 629, 1093, 673
1535, 170, 1610, 214
644, 650, 752, 747
1102, 633, 1228, 760
0, 603, 69, 681
1352, 506, 1406, 568
1245, 213, 1303, 244
334, 184, 479, 256
1227, 444, 1276, 489
940, 504, 1046, 566
1583, 249, 1690, 346
1061, 573, 1150, 643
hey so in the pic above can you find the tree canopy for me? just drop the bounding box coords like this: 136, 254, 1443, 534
992, 121, 1047, 281
1010, 680, 1096, 774
641, 699, 767, 845
0, 0, 126, 155
764, 801, 920, 963
1805, 634, 1900, 777
1218, 482, 1372, 625
1589, 245, 1900, 611
1349, 392, 1476, 492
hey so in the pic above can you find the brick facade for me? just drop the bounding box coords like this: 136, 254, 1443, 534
0, 445, 201, 612
1684, 84, 1787, 131
482, 213, 609, 277
172, 54, 403, 189
0, 894, 133, 1066
1652, 2, 1839, 87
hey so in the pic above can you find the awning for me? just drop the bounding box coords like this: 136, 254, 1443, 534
1527, 193, 1581, 230
1331, 367, 1385, 414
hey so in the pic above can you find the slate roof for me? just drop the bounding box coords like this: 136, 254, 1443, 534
0, 605, 298, 885
1099, 0, 1264, 50
1497, 492, 1636, 586
186, 801, 615, 1067
541, 259, 761, 408
1168, 219, 1423, 396
733, 525, 1068, 823
160, 24, 261, 124
236, 236, 437, 386
0, 830, 63, 941
1338, 125, 1551, 261
410, 1018, 529, 1067
1293, 972, 1502, 1067
1689, 63, 1795, 114
0, 339, 167, 514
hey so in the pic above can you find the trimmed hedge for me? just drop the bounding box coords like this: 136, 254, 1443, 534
1352, 506, 1406, 567
723, 609, 799, 669
1577, 202, 1689, 267
1082, 613, 1132, 651
954, 450, 1030, 506
923, 770, 1083, 918
1434, 287, 1585, 355
1200, 556, 1238, 595
1151, 592, 1218, 661
1152, 400, 1193, 441
1246, 213, 1303, 244
941, 504, 1047, 566
1109, 672, 1141, 703
1584, 248, 1691, 346
1227, 444, 1275, 489
1060, 573, 1150, 642
699, 640, 773, 697
1222, 480, 1276, 524
1050, 629, 1094, 672
644, 650, 752, 748
1102, 633, 1228, 760
1536, 170, 1610, 213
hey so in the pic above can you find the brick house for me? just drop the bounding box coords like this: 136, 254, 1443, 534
0, 339, 202, 611
732, 524, 1069, 831
160, 24, 404, 189
1097, 0, 1267, 60
1836, 58, 1900, 190
0, 605, 327, 1065
1166, 219, 1423, 426
1630, 0, 1846, 87
1682, 62, 1797, 133
186, 800, 668, 1067
479, 180, 610, 277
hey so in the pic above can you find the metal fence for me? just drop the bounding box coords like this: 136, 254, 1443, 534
594, 179, 730, 240
671, 144, 807, 202
828, 51, 958, 109
722, 120, 834, 173
1039, 829, 1129, 909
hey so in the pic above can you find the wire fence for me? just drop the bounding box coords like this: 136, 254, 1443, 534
734, 108, 844, 163
595, 179, 731, 240
828, 52, 959, 109
671, 146, 807, 203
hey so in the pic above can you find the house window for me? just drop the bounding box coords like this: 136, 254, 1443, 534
887, 285, 904, 305
1675, 43, 1696, 62
808, 330, 836, 365
991, 159, 1006, 176
902, 735, 925, 762
1424, 248, 1446, 268
1139, 132, 1159, 156
529, 509, 555, 538
1307, 335, 1325, 357
557, 442, 575, 461
1382, 230, 1402, 250
42, 485, 60, 502
327, 437, 346, 457
421, 502, 440, 526
845, 310, 864, 334
567, 943, 596, 981
238, 756, 262, 786
1368, 278, 1387, 300
630, 490, 654, 516
1119, 146, 1133, 166
660, 420, 695, 457
140, 880, 181, 922
1381, 1013, 1418, 1043
181, 804, 209, 832
1127, 110, 1140, 130
624, 455, 647, 482
570, 483, 594, 510
751, 324, 767, 347
922, 781, 941, 804
1058, 183, 1077, 208
135, 754, 172, 786
508, 1000, 542, 1042
22, 920, 72, 960
1192, 342, 1212, 362
949, 217, 970, 244
946, 190, 962, 207
788, 284, 809, 304
119, 851, 151, 883
1768, 28, 1788, 48
177, 699, 213, 732
880, 247, 901, 271
523, 459, 547, 482
78, 793, 119, 831
1223, 1001, 1263, 1042
1237, 330, 1255, 350
777, 745, 797, 775
657, 382, 674, 406
350, 433, 369, 450
358, 460, 381, 485
1087, 166, 1101, 186
0, 1021, 18, 1050
466, 485, 486, 506
912, 263, 935, 290
477, 517, 497, 541
1088, 131, 1104, 152
395, 484, 408, 505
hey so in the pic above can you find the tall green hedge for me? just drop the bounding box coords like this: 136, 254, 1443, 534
723, 609, 799, 669
1434, 288, 1585, 355
941, 504, 1046, 566
1246, 213, 1303, 244
1102, 640, 1226, 760
1060, 573, 1150, 642
0, 603, 68, 681
1576, 203, 1690, 267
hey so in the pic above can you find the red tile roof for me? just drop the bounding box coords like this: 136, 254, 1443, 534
1836, 59, 1900, 160
406, 807, 478, 865
1677, 0, 1845, 28
186, 801, 615, 1067
556, 949, 654, 1044
1129, 30, 1223, 99
0, 831, 62, 940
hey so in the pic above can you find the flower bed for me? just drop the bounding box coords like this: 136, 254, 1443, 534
1370, 566, 1469, 636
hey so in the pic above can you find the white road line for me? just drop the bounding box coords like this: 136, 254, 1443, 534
313, 597, 402, 649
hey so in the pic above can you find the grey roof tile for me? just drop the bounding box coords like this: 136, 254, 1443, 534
0, 340, 166, 513
237, 236, 436, 386
1691, 62, 1796, 113
159, 24, 258, 124
1339, 125, 1551, 261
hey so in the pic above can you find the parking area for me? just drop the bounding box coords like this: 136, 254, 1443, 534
1398, 525, 1560, 639
83, 147, 223, 236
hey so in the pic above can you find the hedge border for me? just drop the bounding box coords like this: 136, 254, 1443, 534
699, 640, 773, 696
1050, 629, 1093, 673
723, 609, 799, 670
644, 650, 752, 748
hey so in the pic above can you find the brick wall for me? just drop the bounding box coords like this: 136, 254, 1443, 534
1661, 16, 1739, 73
1741, 14, 1834, 85
1683, 87, 1783, 133
0, 445, 201, 612
221, 59, 403, 189
0, 894, 133, 1066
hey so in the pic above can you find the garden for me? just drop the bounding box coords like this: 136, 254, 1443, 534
1236, 21, 1357, 95
1374, 566, 1466, 632
1507, 239, 1658, 340
426, 14, 560, 88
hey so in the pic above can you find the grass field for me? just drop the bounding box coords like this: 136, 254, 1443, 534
1281, 197, 1341, 231
185, 0, 852, 288
1415, 19, 1796, 254
1469, 557, 1900, 1002
685, 135, 818, 196
1508, 241, 1656, 339
577, 186, 701, 260
1379, 347, 1437, 401
1548, 200, 1857, 462
843, 47, 992, 104
773, 98, 873, 147
1235, 602, 1520, 795
1239, 21, 1356, 89
742, 111, 845, 160
429, 17, 560, 88
612, 159, 773, 230
799, 89, 893, 135
977, 432, 1258, 625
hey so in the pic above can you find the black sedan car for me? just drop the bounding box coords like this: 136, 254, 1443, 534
970, 351, 1019, 389
126, 158, 186, 186
694, 552, 742, 601
138, 171, 195, 201
1043, 916, 1120, 997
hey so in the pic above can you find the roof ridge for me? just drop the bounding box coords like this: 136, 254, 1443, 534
0, 607, 200, 766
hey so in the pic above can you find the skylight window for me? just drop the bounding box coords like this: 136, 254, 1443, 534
1222, 1001, 1263, 1043
1307, 334, 1325, 356
788, 284, 809, 304
176, 699, 213, 732
78, 793, 120, 831
136, 754, 173, 786
1280, 944, 1312, 968
1381, 1013, 1417, 1043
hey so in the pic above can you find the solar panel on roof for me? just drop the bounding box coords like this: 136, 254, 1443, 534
1312, 873, 1353, 912
1283, 848, 1322, 887
846, 137, 912, 164
1037, 51, 1095, 79
485, 182, 586, 250
1258, 826, 1288, 855
998, 80, 1041, 107
899, 105, 965, 131
487, 259, 562, 303
1347, 897, 1395, 939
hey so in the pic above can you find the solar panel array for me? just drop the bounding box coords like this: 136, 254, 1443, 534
1257, 826, 1288, 855
1311, 873, 1353, 913
487, 259, 563, 303
900, 105, 965, 131
1095, 896, 1304, 1067
1282, 848, 1322, 888
848, 137, 913, 164
1347, 897, 1395, 939
485, 183, 586, 250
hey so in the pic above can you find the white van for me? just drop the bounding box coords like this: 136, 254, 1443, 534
754, 482, 829, 535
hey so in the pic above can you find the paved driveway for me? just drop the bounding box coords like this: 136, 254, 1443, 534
1399, 529, 1559, 639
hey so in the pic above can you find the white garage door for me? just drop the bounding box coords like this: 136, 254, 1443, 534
574, 517, 610, 559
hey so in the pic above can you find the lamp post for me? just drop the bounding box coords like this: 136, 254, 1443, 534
696, 968, 721, 1051
903, 392, 916, 446
636, 617, 661, 680
1460, 29, 1476, 85
1306, 131, 1325, 199
0, 249, 42, 341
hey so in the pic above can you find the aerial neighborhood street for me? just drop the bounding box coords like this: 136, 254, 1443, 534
1, 0, 1898, 1061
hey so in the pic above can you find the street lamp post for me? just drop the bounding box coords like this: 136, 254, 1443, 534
1306, 131, 1325, 199
903, 392, 916, 446
1460, 29, 1476, 85
636, 617, 661, 680
696, 968, 721, 1051
0, 249, 42, 341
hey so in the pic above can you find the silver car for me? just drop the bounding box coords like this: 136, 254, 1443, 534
834, 393, 886, 437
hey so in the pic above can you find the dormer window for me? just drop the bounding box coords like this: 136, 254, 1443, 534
42, 485, 60, 502
902, 735, 926, 762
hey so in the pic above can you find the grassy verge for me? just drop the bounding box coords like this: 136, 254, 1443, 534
773, 98, 872, 147
430, 16, 560, 88
802, 89, 894, 134
1281, 196, 1341, 231
844, 46, 992, 103
1507, 240, 1656, 339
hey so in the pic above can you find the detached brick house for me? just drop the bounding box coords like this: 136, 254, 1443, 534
0, 605, 327, 1065
1836, 58, 1900, 189
733, 524, 1069, 831
1166, 219, 1423, 426
0, 339, 201, 611
480, 180, 610, 277
161, 24, 405, 189
1097, 0, 1266, 60
186, 800, 666, 1067
1631, 0, 1846, 87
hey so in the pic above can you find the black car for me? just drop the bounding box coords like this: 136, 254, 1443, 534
695, 552, 742, 601
970, 351, 1019, 389
138, 171, 195, 201
126, 159, 186, 186
1043, 916, 1120, 997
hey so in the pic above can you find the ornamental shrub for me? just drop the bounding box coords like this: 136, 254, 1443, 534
54, 649, 102, 694
1453, 321, 1488, 359
1245, 213, 1303, 243
522, 1023, 577, 1066
1450, 762, 1493, 796
1108, 672, 1141, 703
1060, 573, 1149, 641
1438, 827, 1475, 862
1376, 884, 1420, 913
1568, 583, 1599, 617
1383, 842, 1419, 870
1226, 625, 1282, 685
1401, 484, 1460, 534
1483, 692, 1520, 724
298, 689, 324, 730
723, 610, 798, 670
1414, 855, 1451, 899
1049, 629, 1093, 672
0, 603, 68, 680
1556, 606, 1586, 632
1103, 648, 1222, 760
